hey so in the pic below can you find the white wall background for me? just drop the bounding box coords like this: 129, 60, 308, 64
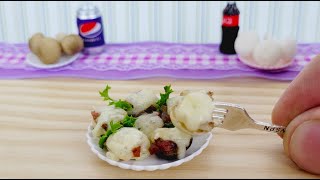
0, 1, 319, 43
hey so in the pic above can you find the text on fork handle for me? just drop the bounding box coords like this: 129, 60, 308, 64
264, 126, 285, 133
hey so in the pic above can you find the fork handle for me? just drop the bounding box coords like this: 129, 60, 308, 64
250, 120, 286, 134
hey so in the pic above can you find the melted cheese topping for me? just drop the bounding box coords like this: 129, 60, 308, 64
169, 91, 215, 132
152, 128, 192, 159
106, 127, 150, 161
167, 96, 183, 116
106, 151, 120, 161
125, 89, 159, 115
135, 112, 164, 140
91, 105, 127, 138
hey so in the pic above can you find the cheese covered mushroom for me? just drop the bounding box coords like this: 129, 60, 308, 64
149, 128, 192, 160
106, 127, 150, 161
134, 112, 164, 139
125, 89, 159, 116
167, 90, 215, 135
91, 105, 127, 138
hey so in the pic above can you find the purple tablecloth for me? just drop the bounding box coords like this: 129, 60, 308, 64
0, 42, 319, 81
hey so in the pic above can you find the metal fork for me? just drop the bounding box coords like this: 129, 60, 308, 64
212, 101, 286, 134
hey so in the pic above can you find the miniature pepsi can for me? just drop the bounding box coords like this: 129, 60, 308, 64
76, 4, 105, 54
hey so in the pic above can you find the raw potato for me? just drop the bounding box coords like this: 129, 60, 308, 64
28, 33, 44, 55
55, 32, 67, 43
37, 37, 62, 64
60, 34, 84, 55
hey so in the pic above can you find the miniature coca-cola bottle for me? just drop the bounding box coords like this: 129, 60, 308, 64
219, 2, 240, 54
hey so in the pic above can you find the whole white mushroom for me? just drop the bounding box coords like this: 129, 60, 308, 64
253, 40, 283, 66
234, 31, 260, 58
279, 39, 297, 62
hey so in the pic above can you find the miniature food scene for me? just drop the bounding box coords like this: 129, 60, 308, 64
0, 1, 319, 179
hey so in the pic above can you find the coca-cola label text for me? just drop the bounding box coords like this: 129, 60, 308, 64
222, 15, 239, 27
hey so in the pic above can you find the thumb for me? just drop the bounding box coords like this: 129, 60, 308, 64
283, 106, 320, 174
272, 55, 320, 128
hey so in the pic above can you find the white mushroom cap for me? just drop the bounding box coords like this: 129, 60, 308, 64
235, 31, 260, 58
279, 39, 297, 62
253, 40, 282, 66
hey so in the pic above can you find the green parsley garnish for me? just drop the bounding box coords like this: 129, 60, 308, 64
99, 85, 133, 111
156, 85, 174, 110
98, 115, 137, 149
99, 121, 123, 149
99, 85, 114, 101
122, 115, 137, 127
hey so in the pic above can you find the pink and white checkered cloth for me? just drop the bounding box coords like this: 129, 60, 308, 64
0, 42, 318, 80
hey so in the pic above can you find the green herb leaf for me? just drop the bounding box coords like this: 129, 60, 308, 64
112, 100, 133, 111
110, 121, 123, 132
99, 85, 133, 111
99, 85, 114, 101
98, 121, 123, 149
156, 85, 174, 110
122, 115, 137, 127
99, 135, 108, 149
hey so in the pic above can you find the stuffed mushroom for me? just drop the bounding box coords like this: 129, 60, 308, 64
91, 105, 127, 138
149, 128, 192, 160
167, 90, 215, 135
134, 112, 164, 140
106, 127, 150, 161
125, 89, 159, 116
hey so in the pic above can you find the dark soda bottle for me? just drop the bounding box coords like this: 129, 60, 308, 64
219, 2, 240, 54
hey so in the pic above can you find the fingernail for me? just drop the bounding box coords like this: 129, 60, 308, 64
290, 120, 320, 174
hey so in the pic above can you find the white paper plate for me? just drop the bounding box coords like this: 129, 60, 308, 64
86, 124, 213, 171
26, 52, 80, 69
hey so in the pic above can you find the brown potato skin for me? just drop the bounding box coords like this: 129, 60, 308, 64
37, 37, 62, 64
60, 34, 84, 55
28, 33, 44, 55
